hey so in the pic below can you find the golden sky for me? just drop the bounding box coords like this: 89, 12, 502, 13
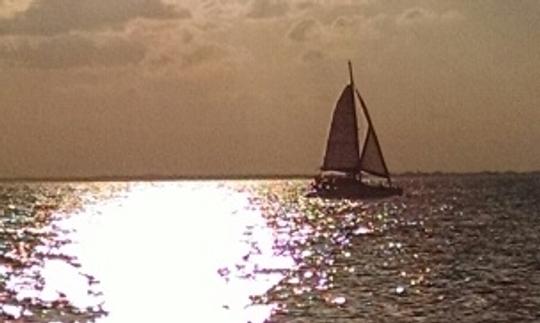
0, 0, 539, 178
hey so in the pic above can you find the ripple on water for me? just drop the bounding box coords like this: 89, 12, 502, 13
241, 175, 540, 322
2, 174, 540, 322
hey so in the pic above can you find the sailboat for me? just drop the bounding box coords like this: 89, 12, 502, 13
307, 61, 403, 199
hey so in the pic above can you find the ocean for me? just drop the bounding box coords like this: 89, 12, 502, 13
0, 173, 539, 322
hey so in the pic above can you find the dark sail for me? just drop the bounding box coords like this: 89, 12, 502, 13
359, 126, 390, 178
322, 84, 360, 172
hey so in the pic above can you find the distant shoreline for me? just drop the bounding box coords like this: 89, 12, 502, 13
0, 174, 313, 183
0, 171, 538, 183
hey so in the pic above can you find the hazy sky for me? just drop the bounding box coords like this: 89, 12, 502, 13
1, 0, 539, 178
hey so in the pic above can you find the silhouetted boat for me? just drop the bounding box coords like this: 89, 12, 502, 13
307, 61, 403, 199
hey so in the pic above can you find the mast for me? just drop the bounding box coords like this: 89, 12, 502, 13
348, 61, 355, 88
348, 61, 362, 179
355, 89, 392, 186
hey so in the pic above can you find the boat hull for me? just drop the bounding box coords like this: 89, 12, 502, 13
306, 177, 403, 199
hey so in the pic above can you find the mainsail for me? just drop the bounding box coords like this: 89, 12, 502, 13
321, 84, 360, 172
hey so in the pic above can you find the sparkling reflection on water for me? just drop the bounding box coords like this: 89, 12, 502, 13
1, 174, 540, 322
1, 182, 295, 322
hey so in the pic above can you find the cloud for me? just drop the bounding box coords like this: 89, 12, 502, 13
402, 7, 433, 21
1, 0, 32, 17
198, 0, 245, 19
0, 35, 146, 69
396, 7, 463, 25
296, 1, 316, 11
246, 0, 289, 19
180, 44, 229, 68
0, 0, 190, 36
288, 18, 320, 42
302, 49, 324, 62
144, 36, 235, 70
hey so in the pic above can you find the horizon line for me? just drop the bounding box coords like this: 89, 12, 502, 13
0, 170, 538, 183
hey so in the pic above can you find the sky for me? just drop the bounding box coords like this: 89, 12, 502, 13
0, 0, 539, 178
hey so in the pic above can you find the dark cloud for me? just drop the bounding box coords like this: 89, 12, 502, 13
0, 35, 146, 69
0, 0, 190, 35
332, 16, 358, 29
181, 29, 194, 44
288, 19, 320, 42
302, 49, 324, 62
246, 0, 289, 19
180, 44, 228, 68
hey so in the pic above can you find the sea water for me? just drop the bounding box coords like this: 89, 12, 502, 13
0, 174, 539, 322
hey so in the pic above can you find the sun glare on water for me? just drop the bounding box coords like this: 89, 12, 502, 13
6, 182, 293, 322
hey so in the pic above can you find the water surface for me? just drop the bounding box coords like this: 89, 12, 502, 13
0, 174, 539, 322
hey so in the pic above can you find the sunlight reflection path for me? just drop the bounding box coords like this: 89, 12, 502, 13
42, 182, 294, 322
